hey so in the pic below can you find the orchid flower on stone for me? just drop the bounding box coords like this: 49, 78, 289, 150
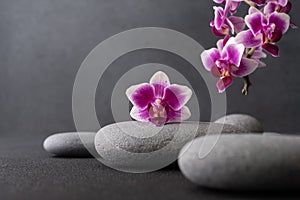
126, 71, 192, 126
201, 37, 259, 93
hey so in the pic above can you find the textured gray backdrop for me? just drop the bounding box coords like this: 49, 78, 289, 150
0, 0, 299, 136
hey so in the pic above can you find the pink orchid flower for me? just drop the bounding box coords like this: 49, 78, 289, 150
201, 37, 259, 93
213, 0, 243, 14
263, 1, 296, 28
126, 71, 192, 126
248, 0, 288, 6
264, 0, 291, 15
244, 7, 290, 57
211, 6, 245, 36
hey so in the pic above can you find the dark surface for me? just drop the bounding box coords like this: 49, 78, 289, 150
0, 1, 300, 199
1, 137, 300, 200
0, 0, 300, 137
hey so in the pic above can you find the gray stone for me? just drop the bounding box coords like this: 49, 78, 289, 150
95, 121, 249, 173
43, 132, 96, 157
178, 134, 300, 190
214, 114, 264, 133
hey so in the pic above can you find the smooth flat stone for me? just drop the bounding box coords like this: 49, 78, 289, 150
43, 132, 96, 157
95, 121, 249, 173
214, 114, 264, 133
178, 134, 300, 190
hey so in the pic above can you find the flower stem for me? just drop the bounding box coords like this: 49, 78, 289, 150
244, 0, 257, 7
242, 47, 256, 95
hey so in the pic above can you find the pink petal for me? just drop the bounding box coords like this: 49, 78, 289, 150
248, 6, 261, 15
213, 0, 224, 3
216, 35, 230, 51
263, 2, 277, 15
257, 60, 267, 67
245, 12, 264, 36
269, 12, 290, 34
163, 84, 192, 111
211, 25, 228, 36
232, 58, 258, 77
211, 65, 222, 78
200, 48, 221, 71
229, 1, 241, 15
216, 76, 234, 93
280, 1, 292, 14
129, 106, 149, 122
235, 30, 263, 48
223, 43, 245, 67
150, 71, 170, 98
276, 0, 288, 7
214, 6, 225, 30
228, 16, 245, 33
126, 83, 155, 109
271, 29, 283, 42
262, 43, 279, 57
252, 49, 267, 59
167, 106, 191, 123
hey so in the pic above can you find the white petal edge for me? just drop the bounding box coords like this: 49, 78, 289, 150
150, 71, 170, 86
168, 106, 191, 123
129, 106, 149, 122
165, 84, 193, 110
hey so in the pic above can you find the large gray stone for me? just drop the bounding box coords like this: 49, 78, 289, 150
178, 134, 300, 190
214, 114, 264, 133
95, 121, 249, 173
43, 132, 96, 157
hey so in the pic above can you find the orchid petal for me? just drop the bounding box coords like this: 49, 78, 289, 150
214, 6, 225, 30
232, 58, 258, 77
229, 1, 242, 15
280, 1, 292, 14
150, 71, 170, 86
257, 60, 267, 67
126, 83, 155, 109
223, 43, 245, 67
263, 2, 277, 15
167, 106, 191, 123
252, 49, 267, 59
129, 106, 149, 122
163, 84, 192, 111
249, 6, 261, 15
212, 25, 228, 36
200, 48, 221, 71
245, 12, 264, 36
269, 12, 290, 34
216, 35, 230, 51
211, 65, 222, 78
217, 76, 234, 93
228, 16, 245, 33
262, 43, 279, 57
150, 71, 170, 98
277, 0, 288, 7
213, 0, 224, 4
235, 30, 263, 48
271, 29, 283, 42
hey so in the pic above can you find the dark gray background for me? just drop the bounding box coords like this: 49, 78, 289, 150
0, 0, 299, 137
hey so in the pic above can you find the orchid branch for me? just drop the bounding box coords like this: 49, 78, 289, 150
242, 47, 256, 95
201, 0, 295, 95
